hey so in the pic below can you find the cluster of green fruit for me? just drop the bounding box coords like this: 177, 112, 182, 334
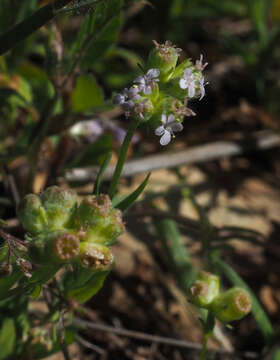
190, 271, 251, 323
17, 186, 124, 272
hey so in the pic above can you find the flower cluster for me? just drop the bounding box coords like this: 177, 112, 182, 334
113, 41, 208, 145
189, 271, 251, 323
17, 187, 125, 273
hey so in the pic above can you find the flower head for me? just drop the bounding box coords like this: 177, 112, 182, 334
134, 68, 160, 95
155, 114, 183, 146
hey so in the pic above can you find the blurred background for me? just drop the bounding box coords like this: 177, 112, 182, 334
1, 0, 280, 359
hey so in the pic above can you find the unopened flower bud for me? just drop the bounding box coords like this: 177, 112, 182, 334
189, 271, 220, 308
147, 41, 181, 82
211, 287, 252, 323
40, 186, 78, 230
79, 243, 114, 271
17, 194, 48, 234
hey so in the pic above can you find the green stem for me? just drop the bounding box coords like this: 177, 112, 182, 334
108, 118, 140, 199
199, 311, 215, 360
199, 332, 210, 360
0, 0, 72, 55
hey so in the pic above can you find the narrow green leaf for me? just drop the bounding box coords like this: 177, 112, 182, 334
93, 152, 112, 195
115, 173, 151, 212
154, 218, 196, 292
216, 259, 275, 343
0, 318, 16, 359
108, 118, 140, 198
0, 0, 73, 55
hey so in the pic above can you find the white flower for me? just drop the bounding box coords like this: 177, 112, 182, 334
134, 68, 160, 95
179, 68, 196, 98
155, 114, 183, 146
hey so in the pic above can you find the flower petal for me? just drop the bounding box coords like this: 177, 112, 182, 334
179, 78, 187, 89
184, 68, 193, 78
199, 77, 206, 100
160, 130, 171, 146
171, 122, 183, 132
155, 126, 165, 136
113, 94, 125, 105
161, 114, 167, 124
144, 85, 152, 95
167, 114, 175, 124
134, 76, 145, 85
188, 82, 196, 98
147, 68, 160, 79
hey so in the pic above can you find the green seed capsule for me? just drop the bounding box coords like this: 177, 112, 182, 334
79, 242, 114, 271
211, 287, 252, 323
76, 194, 125, 245
17, 194, 48, 234
52, 232, 80, 262
189, 271, 220, 308
29, 231, 80, 264
147, 41, 181, 82
76, 194, 112, 226
40, 186, 78, 230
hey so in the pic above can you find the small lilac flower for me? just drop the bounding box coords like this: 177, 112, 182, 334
113, 85, 142, 116
113, 93, 126, 106
134, 68, 160, 95
155, 114, 183, 146
179, 68, 196, 98
195, 54, 208, 71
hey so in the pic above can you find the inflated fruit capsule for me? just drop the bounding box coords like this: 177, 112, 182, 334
189, 271, 220, 308
211, 287, 252, 323
79, 243, 114, 272
40, 186, 78, 230
76, 194, 112, 227
147, 40, 181, 82
86, 208, 125, 245
17, 194, 48, 234
51, 232, 80, 263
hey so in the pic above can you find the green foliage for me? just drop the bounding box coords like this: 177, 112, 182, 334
66, 271, 108, 302
0, 318, 16, 359
71, 74, 104, 112
0, 0, 278, 358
